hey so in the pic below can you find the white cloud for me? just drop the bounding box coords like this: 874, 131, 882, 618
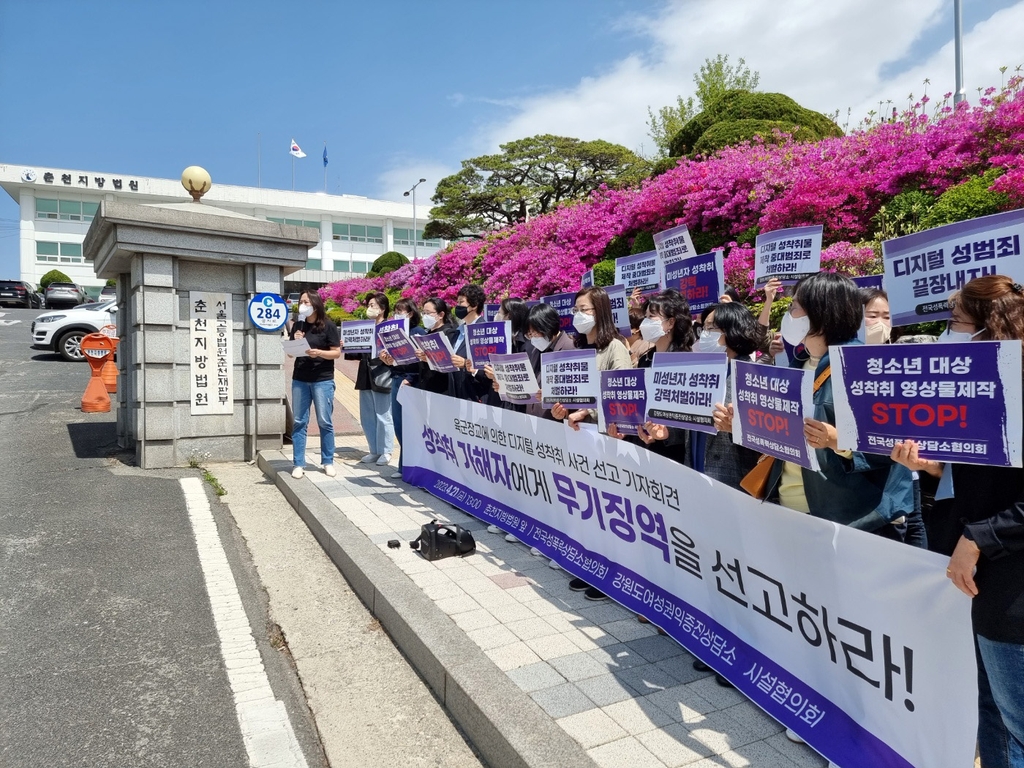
373, 158, 455, 205
470, 0, 1024, 154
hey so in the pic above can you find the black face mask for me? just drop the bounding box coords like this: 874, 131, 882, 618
454, 306, 469, 320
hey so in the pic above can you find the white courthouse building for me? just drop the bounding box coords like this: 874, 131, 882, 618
1, 162, 443, 298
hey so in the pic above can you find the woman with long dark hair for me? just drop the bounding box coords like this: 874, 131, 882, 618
346, 292, 396, 466
414, 296, 460, 396
287, 290, 340, 478
379, 297, 426, 479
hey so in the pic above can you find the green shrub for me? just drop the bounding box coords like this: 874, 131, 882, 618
602, 235, 631, 260
669, 90, 842, 157
872, 190, 937, 241
40, 269, 72, 290
691, 230, 727, 255
920, 169, 1010, 229
367, 251, 409, 278
735, 225, 759, 247
630, 231, 656, 254
692, 119, 818, 156
592, 259, 616, 287
649, 156, 682, 178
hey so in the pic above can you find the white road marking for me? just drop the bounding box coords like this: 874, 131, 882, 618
0, 320, 21, 326
180, 478, 308, 768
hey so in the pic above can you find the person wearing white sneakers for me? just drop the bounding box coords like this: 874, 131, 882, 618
286, 292, 340, 479
346, 292, 395, 467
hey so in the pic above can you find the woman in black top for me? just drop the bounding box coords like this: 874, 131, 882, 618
469, 297, 534, 410
346, 292, 395, 466
287, 291, 340, 479
379, 298, 426, 479
414, 297, 461, 396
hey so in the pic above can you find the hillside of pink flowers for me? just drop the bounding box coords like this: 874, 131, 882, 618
322, 84, 1024, 311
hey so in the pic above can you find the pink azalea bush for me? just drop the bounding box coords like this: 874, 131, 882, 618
323, 81, 1024, 307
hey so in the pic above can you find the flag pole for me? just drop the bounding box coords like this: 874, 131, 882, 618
291, 156, 295, 191
323, 141, 327, 193
257, 132, 261, 188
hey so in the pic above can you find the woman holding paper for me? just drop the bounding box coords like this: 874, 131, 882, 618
348, 292, 395, 467
288, 291, 341, 479
379, 298, 426, 479
890, 275, 1024, 768
470, 297, 532, 410
414, 297, 461, 397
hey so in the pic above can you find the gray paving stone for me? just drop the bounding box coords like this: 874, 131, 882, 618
644, 685, 717, 724
556, 708, 628, 750
684, 674, 747, 711
587, 735, 665, 768
603, 617, 659, 643
613, 662, 682, 694
763, 732, 829, 768
506, 661, 567, 694
721, 701, 786, 741
574, 673, 640, 707
627, 635, 686, 663
579, 602, 633, 626
635, 722, 714, 767
530, 683, 596, 719
653, 656, 709, 685
588, 642, 649, 672
601, 696, 676, 735
548, 651, 613, 682
683, 709, 763, 753
689, 739, 803, 768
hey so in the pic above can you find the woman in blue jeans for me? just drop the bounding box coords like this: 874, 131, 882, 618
287, 291, 340, 479
346, 292, 395, 467
380, 298, 425, 479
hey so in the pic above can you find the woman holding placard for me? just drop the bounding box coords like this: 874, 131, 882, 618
287, 291, 341, 479
414, 297, 460, 397
379, 298, 426, 479
471, 296, 532, 410
890, 275, 1024, 767
348, 292, 395, 467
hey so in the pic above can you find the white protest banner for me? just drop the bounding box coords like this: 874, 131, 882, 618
466, 320, 512, 368
340, 319, 376, 354
615, 250, 662, 293
882, 209, 1024, 326
654, 223, 698, 269
490, 352, 541, 404
417, 331, 459, 373
190, 291, 233, 415
831, 340, 1024, 467
605, 284, 632, 336
645, 352, 728, 434
540, 349, 599, 408
755, 225, 823, 286
398, 386, 976, 768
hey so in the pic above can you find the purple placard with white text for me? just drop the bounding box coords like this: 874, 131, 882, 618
466, 320, 511, 368
601, 368, 647, 436
417, 332, 459, 373
851, 274, 885, 292
882, 209, 1024, 326
483, 303, 501, 322
731, 360, 819, 470
374, 317, 408, 356
615, 250, 662, 293
581, 269, 594, 288
832, 341, 1023, 467
541, 348, 599, 408
377, 326, 419, 366
646, 352, 728, 434
664, 251, 725, 317
540, 292, 578, 337
755, 225, 823, 287
605, 284, 632, 336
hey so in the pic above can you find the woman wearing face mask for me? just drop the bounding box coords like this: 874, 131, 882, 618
378, 298, 425, 480
550, 287, 631, 430
890, 276, 1024, 767
861, 288, 892, 345
347, 292, 395, 467
521, 303, 575, 418
470, 297, 532, 410
287, 291, 341, 479
414, 297, 460, 397
627, 305, 653, 366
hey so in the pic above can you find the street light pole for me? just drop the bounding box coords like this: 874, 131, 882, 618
403, 178, 427, 261
954, 0, 965, 105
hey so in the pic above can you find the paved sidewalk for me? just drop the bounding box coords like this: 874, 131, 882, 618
271, 426, 828, 768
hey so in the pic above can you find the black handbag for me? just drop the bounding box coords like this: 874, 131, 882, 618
409, 521, 476, 561
368, 357, 392, 393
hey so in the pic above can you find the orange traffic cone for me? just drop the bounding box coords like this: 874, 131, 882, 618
101, 337, 119, 393
81, 334, 114, 413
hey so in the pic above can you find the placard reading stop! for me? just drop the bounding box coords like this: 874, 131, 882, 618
247, 293, 288, 332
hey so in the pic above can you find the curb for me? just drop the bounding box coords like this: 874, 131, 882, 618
258, 450, 597, 768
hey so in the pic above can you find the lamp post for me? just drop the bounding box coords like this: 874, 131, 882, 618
403, 178, 427, 261
953, 0, 965, 105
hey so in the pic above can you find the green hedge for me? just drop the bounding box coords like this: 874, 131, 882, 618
40, 269, 71, 290
920, 169, 1010, 229
367, 251, 409, 278
692, 119, 818, 156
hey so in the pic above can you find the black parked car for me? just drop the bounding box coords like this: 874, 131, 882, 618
0, 280, 43, 308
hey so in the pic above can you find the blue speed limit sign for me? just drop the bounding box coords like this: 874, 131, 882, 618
248, 293, 289, 331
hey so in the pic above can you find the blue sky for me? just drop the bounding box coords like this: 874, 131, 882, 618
2, 0, 1022, 279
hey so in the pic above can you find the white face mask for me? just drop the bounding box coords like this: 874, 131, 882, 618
530, 336, 551, 352
698, 330, 727, 353
937, 325, 983, 343
394, 313, 407, 321
639, 317, 666, 342
422, 314, 438, 330
297, 303, 313, 319
865, 321, 892, 345
366, 306, 380, 319
495, 312, 506, 322
781, 311, 811, 346
572, 312, 596, 335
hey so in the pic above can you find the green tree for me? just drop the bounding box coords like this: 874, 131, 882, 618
367, 251, 409, 278
40, 269, 72, 290
425, 135, 649, 237
647, 54, 761, 156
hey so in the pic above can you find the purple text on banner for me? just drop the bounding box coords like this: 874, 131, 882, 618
541, 348, 599, 408
653, 223, 697, 267
601, 368, 647, 436
646, 352, 728, 434
466, 321, 511, 368
378, 328, 419, 365
881, 209, 1024, 326
664, 250, 725, 317
831, 340, 1023, 467
417, 332, 458, 373
732, 360, 819, 469
605, 284, 632, 337
490, 352, 541, 404
483, 303, 501, 322
755, 225, 823, 287
615, 250, 662, 293
540, 292, 578, 337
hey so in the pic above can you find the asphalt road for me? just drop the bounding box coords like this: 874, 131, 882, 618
0, 306, 325, 767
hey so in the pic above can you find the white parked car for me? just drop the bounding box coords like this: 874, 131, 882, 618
31, 300, 116, 361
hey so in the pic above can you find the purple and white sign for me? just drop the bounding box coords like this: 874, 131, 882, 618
490, 352, 541, 404
541, 349, 599, 408
373, 317, 408, 356
654, 223, 697, 268
466, 320, 512, 368
646, 352, 728, 434
601, 368, 647, 436
377, 325, 419, 366
731, 360, 819, 470
540, 291, 578, 338
483, 303, 501, 322
581, 269, 594, 289
615, 250, 662, 293
882, 209, 1024, 326
755, 225, 823, 287
417, 332, 459, 373
340, 319, 376, 354
851, 274, 885, 292
605, 284, 632, 337
832, 341, 1023, 467
664, 250, 725, 317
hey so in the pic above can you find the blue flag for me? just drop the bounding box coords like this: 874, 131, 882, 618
323, 145, 328, 167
